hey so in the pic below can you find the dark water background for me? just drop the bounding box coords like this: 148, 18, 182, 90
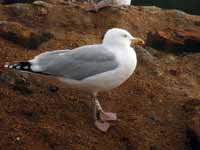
132, 0, 200, 15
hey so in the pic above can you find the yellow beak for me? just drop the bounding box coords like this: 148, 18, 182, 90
132, 37, 145, 46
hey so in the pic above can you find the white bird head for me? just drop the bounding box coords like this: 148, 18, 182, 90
103, 28, 144, 47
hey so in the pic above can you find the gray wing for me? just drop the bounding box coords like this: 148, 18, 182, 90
31, 45, 119, 80
33, 49, 70, 60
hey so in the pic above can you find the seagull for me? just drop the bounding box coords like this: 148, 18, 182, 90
4, 28, 144, 132
87, 0, 132, 12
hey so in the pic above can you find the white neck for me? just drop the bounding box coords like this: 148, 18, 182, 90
103, 39, 132, 49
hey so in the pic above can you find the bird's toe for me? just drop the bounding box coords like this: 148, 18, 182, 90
94, 120, 110, 132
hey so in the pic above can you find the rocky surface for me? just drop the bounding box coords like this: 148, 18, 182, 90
0, 21, 53, 49
0, 1, 200, 150
183, 99, 200, 150
146, 27, 200, 53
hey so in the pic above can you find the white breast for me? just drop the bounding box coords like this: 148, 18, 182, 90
80, 46, 137, 93
60, 46, 137, 93
114, 47, 137, 85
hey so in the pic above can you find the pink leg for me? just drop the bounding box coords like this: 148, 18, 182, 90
93, 93, 117, 132
94, 97, 117, 121
100, 111, 117, 121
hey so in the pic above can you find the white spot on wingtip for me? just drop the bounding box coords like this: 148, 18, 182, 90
4, 64, 9, 68
9, 65, 13, 69
16, 66, 21, 69
4, 62, 10, 68
23, 66, 29, 69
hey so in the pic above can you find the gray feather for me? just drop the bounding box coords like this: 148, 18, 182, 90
32, 45, 118, 80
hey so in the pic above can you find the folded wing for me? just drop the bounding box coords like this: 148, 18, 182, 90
30, 45, 119, 80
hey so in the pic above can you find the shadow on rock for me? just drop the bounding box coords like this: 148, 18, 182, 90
0, 21, 53, 49
146, 27, 200, 54
183, 99, 200, 150
0, 0, 35, 4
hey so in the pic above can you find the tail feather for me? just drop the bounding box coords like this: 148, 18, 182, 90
4, 61, 33, 72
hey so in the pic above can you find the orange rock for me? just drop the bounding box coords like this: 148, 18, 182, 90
147, 27, 200, 52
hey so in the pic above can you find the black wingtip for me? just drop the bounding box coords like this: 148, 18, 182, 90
4, 61, 52, 76
5, 61, 32, 72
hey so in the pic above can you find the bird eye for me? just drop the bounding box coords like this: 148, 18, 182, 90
123, 34, 128, 38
